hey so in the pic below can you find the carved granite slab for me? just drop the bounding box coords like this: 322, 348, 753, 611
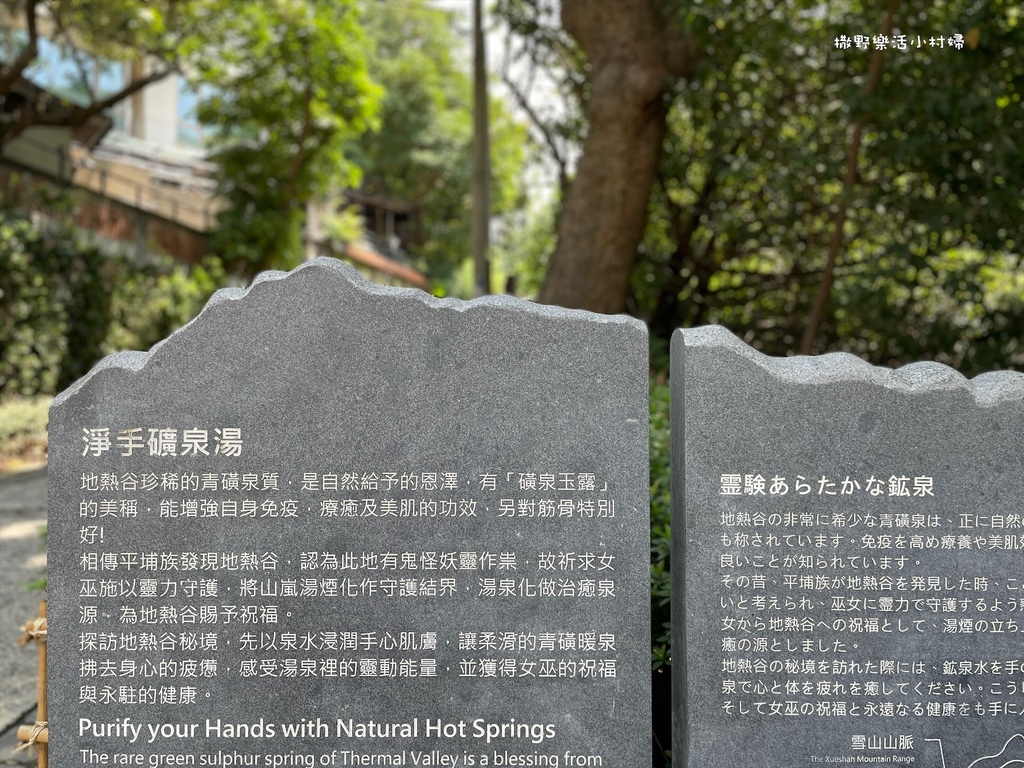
50, 258, 650, 768
673, 326, 1024, 768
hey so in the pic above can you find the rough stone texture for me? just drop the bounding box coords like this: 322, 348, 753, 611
49, 258, 649, 768
672, 326, 1024, 768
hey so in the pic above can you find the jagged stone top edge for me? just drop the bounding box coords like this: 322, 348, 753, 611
53, 258, 645, 408
679, 325, 1024, 407
290, 258, 646, 326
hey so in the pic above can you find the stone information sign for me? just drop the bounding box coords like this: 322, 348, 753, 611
49, 259, 650, 768
672, 326, 1024, 768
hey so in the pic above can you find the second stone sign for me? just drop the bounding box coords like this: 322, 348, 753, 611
672, 325, 1024, 768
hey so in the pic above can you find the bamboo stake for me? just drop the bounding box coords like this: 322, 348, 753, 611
15, 725, 48, 745
37, 600, 47, 768
15, 602, 47, 768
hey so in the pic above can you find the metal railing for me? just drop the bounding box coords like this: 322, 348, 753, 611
1, 130, 221, 232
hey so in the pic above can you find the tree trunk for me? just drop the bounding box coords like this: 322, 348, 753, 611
538, 0, 700, 314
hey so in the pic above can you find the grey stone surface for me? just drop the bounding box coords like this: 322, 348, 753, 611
0, 468, 47, 733
49, 258, 650, 768
672, 326, 1024, 768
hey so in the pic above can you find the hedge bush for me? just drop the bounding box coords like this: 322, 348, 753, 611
0, 211, 224, 399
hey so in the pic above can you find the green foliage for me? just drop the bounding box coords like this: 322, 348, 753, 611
322, 207, 365, 246
823, 251, 1024, 375
195, 0, 381, 275
5, 0, 381, 276
354, 0, 529, 287
0, 395, 51, 474
1, 213, 110, 395
649, 378, 672, 670
104, 252, 226, 355
0, 397, 49, 456
631, 0, 1024, 374
0, 210, 224, 398
494, 0, 586, 194
26, 521, 47, 592
495, 0, 1022, 374
38, 0, 199, 65
1, 0, 223, 146
490, 199, 558, 297
27, 571, 47, 593
0, 396, 50, 442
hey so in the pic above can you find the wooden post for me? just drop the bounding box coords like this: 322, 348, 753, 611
471, 0, 491, 297
37, 601, 47, 768
16, 602, 48, 768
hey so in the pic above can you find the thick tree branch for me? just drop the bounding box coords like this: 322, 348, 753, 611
0, 0, 40, 93
0, 66, 175, 146
800, 0, 897, 355
500, 67, 569, 194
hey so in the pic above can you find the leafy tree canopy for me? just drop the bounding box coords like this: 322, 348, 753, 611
497, 0, 1023, 375
1, 0, 207, 143
3, 0, 530, 288
352, 0, 529, 287
636, 0, 1024, 373
2, 0, 383, 277
197, 0, 381, 274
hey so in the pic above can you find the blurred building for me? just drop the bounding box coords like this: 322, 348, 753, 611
0, 25, 427, 289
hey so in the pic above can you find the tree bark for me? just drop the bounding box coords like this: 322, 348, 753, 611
538, 0, 700, 314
